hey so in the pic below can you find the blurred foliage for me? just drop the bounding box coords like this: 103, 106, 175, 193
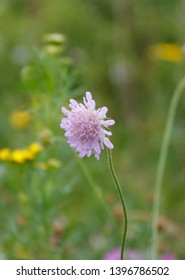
0, 0, 185, 259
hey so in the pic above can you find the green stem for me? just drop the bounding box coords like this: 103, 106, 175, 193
151, 77, 185, 259
107, 148, 128, 260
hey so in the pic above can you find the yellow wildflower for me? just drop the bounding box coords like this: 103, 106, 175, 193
11, 148, 38, 163
149, 43, 184, 62
1, 142, 43, 164
11, 149, 28, 163
21, 149, 35, 160
28, 142, 43, 155
0, 148, 11, 161
9, 111, 33, 129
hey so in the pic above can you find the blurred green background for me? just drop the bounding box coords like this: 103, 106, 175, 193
0, 0, 185, 259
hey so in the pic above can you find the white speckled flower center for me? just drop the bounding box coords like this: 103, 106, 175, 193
72, 110, 100, 144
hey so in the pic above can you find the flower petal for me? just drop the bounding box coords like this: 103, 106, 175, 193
94, 142, 101, 156
61, 107, 70, 116
94, 153, 100, 160
86, 91, 92, 101
69, 99, 79, 109
83, 91, 95, 110
102, 119, 115, 127
103, 137, 114, 149
97, 107, 108, 118
103, 129, 112, 136
79, 150, 87, 158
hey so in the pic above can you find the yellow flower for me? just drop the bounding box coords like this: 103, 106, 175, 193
1, 142, 43, 164
11, 148, 37, 163
28, 142, 43, 155
21, 149, 35, 160
0, 148, 11, 161
149, 43, 184, 62
9, 111, 33, 129
11, 149, 28, 163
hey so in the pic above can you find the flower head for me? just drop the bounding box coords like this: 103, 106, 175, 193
11, 149, 34, 163
60, 91, 115, 160
28, 142, 43, 155
9, 111, 33, 130
149, 43, 184, 62
0, 148, 11, 161
0, 143, 43, 164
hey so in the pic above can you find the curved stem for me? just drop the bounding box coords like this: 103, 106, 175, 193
151, 77, 185, 259
107, 148, 128, 260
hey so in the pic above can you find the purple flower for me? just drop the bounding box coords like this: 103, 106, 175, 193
60, 91, 115, 160
104, 248, 120, 260
160, 253, 176, 260
103, 248, 176, 260
103, 248, 143, 260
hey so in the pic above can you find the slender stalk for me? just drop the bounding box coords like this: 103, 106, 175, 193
107, 148, 128, 260
151, 77, 185, 259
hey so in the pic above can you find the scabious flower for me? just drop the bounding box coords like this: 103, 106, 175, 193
60, 91, 115, 160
